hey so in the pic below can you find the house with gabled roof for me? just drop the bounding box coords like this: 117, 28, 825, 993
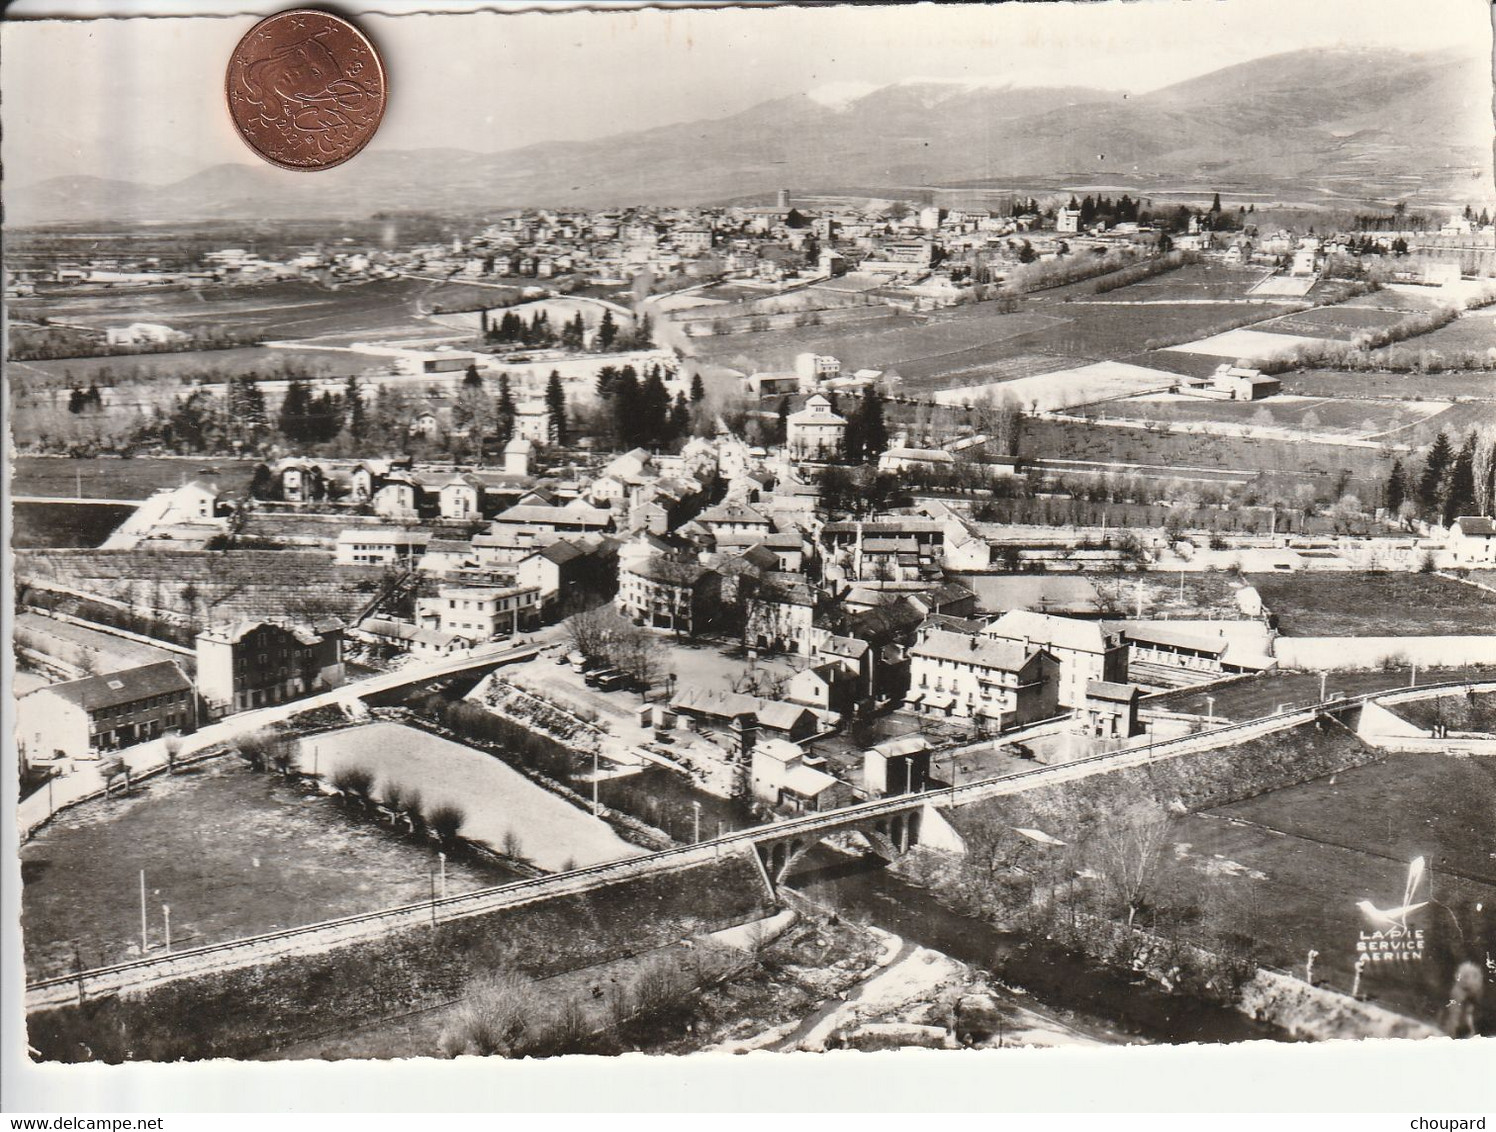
17, 660, 196, 763
1450, 516, 1496, 565
981, 609, 1126, 709
907, 628, 1059, 727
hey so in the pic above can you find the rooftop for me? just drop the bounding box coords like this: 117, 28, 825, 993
34, 660, 192, 714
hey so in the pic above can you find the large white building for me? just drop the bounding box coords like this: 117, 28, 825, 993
907, 629, 1059, 727
786, 394, 847, 462
981, 610, 1127, 709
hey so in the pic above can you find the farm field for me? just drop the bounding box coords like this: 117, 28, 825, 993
1339, 289, 1453, 313
986, 301, 1298, 361
698, 293, 1297, 394
301, 722, 642, 872
1276, 369, 1496, 401
8, 345, 379, 394
1248, 572, 1496, 637
10, 277, 447, 341
936, 359, 1178, 412
1083, 263, 1272, 303
1396, 306, 1496, 353
1019, 417, 1394, 502
1163, 327, 1332, 361
11, 456, 260, 500
1150, 667, 1496, 720
696, 307, 1063, 378
1253, 305, 1411, 341
1161, 753, 1496, 1024
12, 501, 134, 548
19, 756, 519, 981
1084, 392, 1448, 441
11, 455, 258, 500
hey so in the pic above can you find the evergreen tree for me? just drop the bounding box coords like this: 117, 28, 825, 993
544, 370, 567, 447
668, 391, 690, 442
345, 375, 367, 441
596, 309, 618, 351
639, 367, 671, 448
1385, 458, 1406, 515
633, 312, 653, 347
249, 462, 275, 501
278, 379, 313, 442
495, 372, 516, 447
1419, 431, 1454, 513
68, 388, 87, 414
463, 362, 483, 389
690, 372, 706, 403
1445, 432, 1478, 525
596, 364, 619, 400
857, 387, 888, 462
612, 366, 640, 448
480, 309, 490, 336
776, 397, 791, 445
1210, 191, 1222, 213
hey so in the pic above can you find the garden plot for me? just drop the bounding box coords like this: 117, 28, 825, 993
933, 359, 1179, 412
301, 722, 641, 871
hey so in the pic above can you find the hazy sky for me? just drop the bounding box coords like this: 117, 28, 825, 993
4, 0, 1491, 184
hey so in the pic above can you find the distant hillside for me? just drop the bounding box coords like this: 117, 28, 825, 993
8, 46, 1491, 225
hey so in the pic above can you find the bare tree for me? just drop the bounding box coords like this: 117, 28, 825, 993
1086, 803, 1175, 930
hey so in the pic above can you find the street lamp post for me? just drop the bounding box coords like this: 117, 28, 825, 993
139, 870, 148, 954
692, 801, 701, 844
162, 904, 171, 954
1205, 695, 1215, 724
438, 851, 447, 900
592, 748, 600, 816
1305, 948, 1319, 985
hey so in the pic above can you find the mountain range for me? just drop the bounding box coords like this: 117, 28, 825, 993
9, 47, 1492, 226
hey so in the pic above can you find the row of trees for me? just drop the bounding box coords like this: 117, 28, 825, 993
1385, 429, 1496, 525
479, 306, 652, 354
594, 363, 697, 451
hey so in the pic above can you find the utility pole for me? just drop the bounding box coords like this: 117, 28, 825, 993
1319, 671, 1327, 703
162, 904, 171, 954
140, 870, 148, 954
592, 748, 600, 816
438, 851, 447, 899
692, 801, 701, 844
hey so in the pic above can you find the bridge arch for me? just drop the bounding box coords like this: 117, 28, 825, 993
754, 808, 922, 886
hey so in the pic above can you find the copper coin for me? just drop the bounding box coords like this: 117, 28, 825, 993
226, 9, 386, 172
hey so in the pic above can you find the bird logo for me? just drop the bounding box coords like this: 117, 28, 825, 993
1357, 856, 1428, 929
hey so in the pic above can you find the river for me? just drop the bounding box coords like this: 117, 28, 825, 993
386, 675, 1284, 1044
786, 845, 1286, 1046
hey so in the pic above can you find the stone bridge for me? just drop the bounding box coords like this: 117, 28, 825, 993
750, 801, 929, 887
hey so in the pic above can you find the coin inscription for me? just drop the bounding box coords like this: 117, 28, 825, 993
226, 9, 386, 172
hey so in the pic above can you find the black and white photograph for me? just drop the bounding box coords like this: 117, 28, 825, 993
3, 0, 1495, 1110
